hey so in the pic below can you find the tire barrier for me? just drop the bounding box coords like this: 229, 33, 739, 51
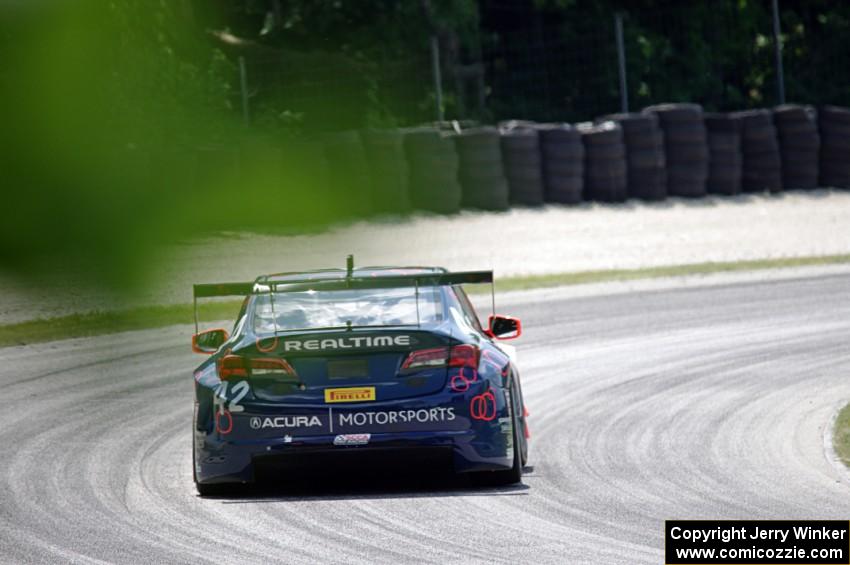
322, 130, 373, 217
402, 127, 462, 214
601, 113, 666, 200
703, 113, 743, 195
818, 105, 850, 189
642, 103, 708, 198
537, 124, 584, 204
733, 109, 783, 193
360, 129, 411, 214
263, 100, 847, 219
454, 127, 511, 210
578, 121, 628, 202
499, 122, 545, 206
773, 105, 820, 190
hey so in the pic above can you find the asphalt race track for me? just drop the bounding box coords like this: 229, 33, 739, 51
2, 272, 850, 564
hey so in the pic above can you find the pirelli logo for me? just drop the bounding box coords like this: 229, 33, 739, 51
324, 387, 376, 403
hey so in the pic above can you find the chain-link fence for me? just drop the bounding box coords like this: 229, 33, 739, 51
242, 47, 435, 131
237, 2, 850, 131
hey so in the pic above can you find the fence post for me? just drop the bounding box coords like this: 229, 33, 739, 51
239, 56, 250, 125
615, 13, 629, 113
771, 0, 786, 105
430, 36, 445, 123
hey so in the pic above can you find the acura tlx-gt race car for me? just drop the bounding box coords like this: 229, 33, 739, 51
190, 259, 529, 495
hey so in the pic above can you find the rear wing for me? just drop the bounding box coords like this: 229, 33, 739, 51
192, 269, 495, 333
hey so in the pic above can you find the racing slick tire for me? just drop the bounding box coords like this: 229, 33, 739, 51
515, 376, 529, 468
486, 385, 524, 486
195, 479, 230, 497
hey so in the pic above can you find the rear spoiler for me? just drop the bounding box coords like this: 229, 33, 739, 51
192, 269, 495, 333
193, 271, 492, 298
193, 282, 256, 298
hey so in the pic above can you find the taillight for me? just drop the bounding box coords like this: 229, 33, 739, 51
401, 347, 448, 371
401, 345, 479, 372
449, 345, 480, 391
448, 344, 479, 368
218, 355, 297, 381
250, 357, 297, 376
219, 355, 247, 380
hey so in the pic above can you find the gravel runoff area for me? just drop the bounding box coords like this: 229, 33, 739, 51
1, 190, 849, 324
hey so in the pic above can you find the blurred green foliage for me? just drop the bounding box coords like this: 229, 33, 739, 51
0, 0, 848, 294
0, 1, 369, 290
1, 1, 236, 289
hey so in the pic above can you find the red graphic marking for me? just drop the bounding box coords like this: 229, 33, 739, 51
470, 391, 497, 421
450, 374, 470, 392
256, 336, 278, 353
450, 367, 478, 392
216, 410, 233, 434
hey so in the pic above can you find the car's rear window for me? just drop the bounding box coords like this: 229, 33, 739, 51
252, 286, 443, 334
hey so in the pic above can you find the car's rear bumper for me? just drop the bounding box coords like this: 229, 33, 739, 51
194, 427, 514, 485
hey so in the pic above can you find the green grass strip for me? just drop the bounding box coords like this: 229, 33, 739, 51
834, 402, 850, 469
470, 254, 850, 294
2, 253, 849, 347
0, 301, 245, 348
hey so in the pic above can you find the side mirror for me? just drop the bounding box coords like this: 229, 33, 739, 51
488, 315, 522, 340
192, 328, 229, 354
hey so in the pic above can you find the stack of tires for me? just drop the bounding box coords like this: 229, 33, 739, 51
704, 113, 743, 195
643, 103, 708, 198
818, 105, 850, 189
499, 122, 545, 206
578, 121, 627, 202
454, 127, 511, 210
734, 109, 783, 192
360, 129, 411, 214
537, 124, 584, 204
773, 105, 820, 190
322, 131, 373, 217
601, 113, 666, 200
402, 128, 462, 214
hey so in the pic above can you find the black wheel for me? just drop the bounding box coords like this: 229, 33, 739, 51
510, 371, 530, 468
193, 454, 232, 496
193, 433, 231, 497
489, 387, 523, 485
196, 480, 231, 497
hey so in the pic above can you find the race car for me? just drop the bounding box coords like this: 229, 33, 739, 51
191, 258, 529, 495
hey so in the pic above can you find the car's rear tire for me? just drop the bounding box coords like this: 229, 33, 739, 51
488, 388, 523, 485
195, 480, 230, 497
520, 421, 529, 468
192, 435, 231, 497
513, 377, 529, 468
